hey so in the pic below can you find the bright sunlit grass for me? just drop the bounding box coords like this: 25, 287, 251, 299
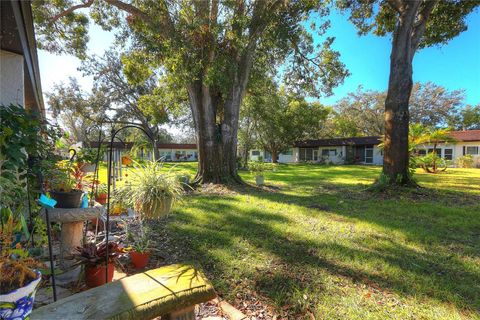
100, 162, 480, 319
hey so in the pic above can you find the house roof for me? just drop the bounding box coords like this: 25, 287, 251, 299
294, 136, 381, 148
1, 1, 44, 115
87, 141, 197, 150
449, 130, 480, 142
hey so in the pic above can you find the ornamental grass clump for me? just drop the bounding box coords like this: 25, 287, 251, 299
118, 161, 183, 219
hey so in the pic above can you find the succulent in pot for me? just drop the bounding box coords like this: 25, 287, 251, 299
75, 242, 122, 288
116, 161, 183, 219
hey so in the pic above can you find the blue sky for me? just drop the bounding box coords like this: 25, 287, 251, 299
38, 8, 480, 110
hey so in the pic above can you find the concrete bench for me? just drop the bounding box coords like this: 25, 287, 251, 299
32, 264, 216, 320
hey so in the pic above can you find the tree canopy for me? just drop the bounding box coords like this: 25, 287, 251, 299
34, 0, 349, 183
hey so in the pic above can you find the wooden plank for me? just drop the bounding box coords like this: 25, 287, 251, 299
32, 264, 216, 320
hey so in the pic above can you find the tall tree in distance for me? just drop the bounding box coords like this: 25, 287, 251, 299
247, 81, 330, 163
34, 0, 349, 184
337, 0, 479, 186
450, 104, 480, 130
409, 82, 464, 128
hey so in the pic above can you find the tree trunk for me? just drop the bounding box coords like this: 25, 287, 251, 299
382, 6, 418, 186
271, 151, 278, 163
188, 82, 243, 184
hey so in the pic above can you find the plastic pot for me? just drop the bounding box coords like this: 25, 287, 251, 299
255, 175, 265, 186
85, 263, 114, 288
130, 251, 150, 269
50, 189, 84, 208
95, 193, 107, 205
0, 270, 41, 320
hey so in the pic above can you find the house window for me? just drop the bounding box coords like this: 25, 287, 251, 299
417, 149, 427, 156
444, 149, 453, 160
466, 146, 479, 155
251, 150, 260, 156
428, 148, 442, 157
321, 149, 337, 157
299, 148, 313, 161
282, 149, 293, 156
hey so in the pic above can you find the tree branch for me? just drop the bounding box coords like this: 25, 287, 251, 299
411, 0, 438, 52
386, 0, 404, 14
50, 0, 95, 22
50, 0, 152, 24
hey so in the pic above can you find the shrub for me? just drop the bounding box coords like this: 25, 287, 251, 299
456, 154, 474, 168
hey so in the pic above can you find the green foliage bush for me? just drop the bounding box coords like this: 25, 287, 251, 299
456, 155, 474, 168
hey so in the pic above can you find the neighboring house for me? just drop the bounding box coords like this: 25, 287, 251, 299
87, 142, 198, 162
249, 130, 480, 167
1, 0, 44, 115
415, 130, 480, 167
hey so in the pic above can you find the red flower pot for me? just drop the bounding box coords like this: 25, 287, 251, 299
95, 193, 107, 205
130, 251, 150, 269
85, 263, 114, 288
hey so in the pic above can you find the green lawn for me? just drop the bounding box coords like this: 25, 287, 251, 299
101, 164, 480, 319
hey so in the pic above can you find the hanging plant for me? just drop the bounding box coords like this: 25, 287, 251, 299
115, 161, 183, 219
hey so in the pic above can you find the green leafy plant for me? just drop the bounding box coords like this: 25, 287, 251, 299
76, 147, 100, 164
116, 161, 183, 219
47, 160, 92, 192
248, 161, 276, 176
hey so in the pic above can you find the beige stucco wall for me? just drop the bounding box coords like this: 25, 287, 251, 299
0, 50, 24, 107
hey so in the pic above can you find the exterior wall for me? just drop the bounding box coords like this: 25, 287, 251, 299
249, 150, 264, 162
417, 141, 480, 167
0, 50, 24, 106
159, 148, 197, 161
318, 146, 345, 164
278, 148, 295, 163
372, 146, 383, 165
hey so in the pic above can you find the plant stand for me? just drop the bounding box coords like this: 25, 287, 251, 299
41, 205, 103, 267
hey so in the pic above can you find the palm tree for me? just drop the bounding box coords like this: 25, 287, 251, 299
419, 128, 456, 173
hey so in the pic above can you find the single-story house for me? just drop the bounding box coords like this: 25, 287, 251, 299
1, 0, 44, 114
87, 142, 198, 162
249, 130, 480, 167
249, 136, 383, 165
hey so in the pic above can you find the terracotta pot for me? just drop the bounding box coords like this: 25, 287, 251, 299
95, 193, 107, 205
85, 263, 114, 288
50, 189, 83, 208
130, 251, 150, 269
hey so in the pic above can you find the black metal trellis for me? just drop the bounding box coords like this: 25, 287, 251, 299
104, 124, 157, 283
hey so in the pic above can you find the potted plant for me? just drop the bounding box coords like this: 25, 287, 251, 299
127, 229, 151, 270
94, 183, 108, 205
0, 258, 42, 320
248, 161, 266, 186
48, 160, 91, 208
116, 161, 183, 219
1, 208, 43, 320
75, 242, 122, 288
76, 148, 99, 173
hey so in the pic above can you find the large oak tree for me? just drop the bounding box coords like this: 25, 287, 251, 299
34, 0, 348, 184
337, 0, 479, 185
